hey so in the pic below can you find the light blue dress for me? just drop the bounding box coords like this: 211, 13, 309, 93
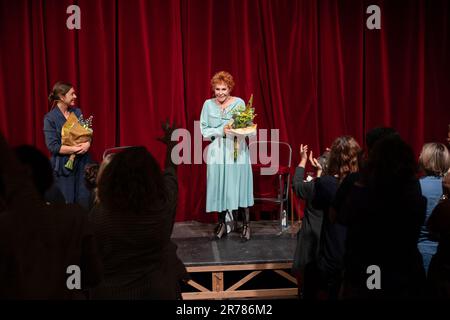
200, 97, 254, 213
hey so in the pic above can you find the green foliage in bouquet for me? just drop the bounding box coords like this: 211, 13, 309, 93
78, 114, 94, 132
231, 95, 256, 129
65, 158, 75, 170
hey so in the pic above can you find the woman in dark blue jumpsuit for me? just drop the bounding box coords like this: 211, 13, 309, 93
43, 82, 92, 210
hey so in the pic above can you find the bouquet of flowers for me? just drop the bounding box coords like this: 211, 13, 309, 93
228, 94, 257, 161
61, 113, 93, 170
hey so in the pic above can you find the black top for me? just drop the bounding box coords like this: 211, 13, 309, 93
292, 167, 324, 273
312, 175, 346, 277
332, 172, 361, 215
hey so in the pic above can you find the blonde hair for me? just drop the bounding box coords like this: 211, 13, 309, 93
419, 143, 450, 176
211, 71, 235, 92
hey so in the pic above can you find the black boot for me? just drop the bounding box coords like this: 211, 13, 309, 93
240, 208, 251, 241
231, 210, 239, 232
215, 211, 227, 239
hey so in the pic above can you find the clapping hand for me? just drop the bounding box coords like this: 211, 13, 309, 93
298, 144, 308, 167
309, 150, 323, 177
300, 144, 308, 161
308, 151, 322, 170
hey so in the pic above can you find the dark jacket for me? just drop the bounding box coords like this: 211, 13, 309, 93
292, 167, 324, 274
43, 107, 90, 176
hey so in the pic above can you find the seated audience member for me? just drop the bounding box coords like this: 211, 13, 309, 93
14, 145, 65, 204
292, 144, 329, 298
339, 136, 426, 299
427, 173, 450, 298
0, 133, 102, 299
307, 136, 362, 300
417, 143, 450, 274
89, 124, 187, 300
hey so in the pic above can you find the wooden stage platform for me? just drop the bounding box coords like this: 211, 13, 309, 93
172, 220, 300, 300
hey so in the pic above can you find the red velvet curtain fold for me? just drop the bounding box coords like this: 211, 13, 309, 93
1, 0, 449, 221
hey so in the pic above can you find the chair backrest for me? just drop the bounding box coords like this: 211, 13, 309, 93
102, 146, 135, 160
248, 140, 292, 170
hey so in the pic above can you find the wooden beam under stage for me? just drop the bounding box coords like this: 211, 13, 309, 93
172, 221, 300, 300
182, 262, 297, 300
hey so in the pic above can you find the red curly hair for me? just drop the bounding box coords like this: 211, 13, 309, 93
211, 71, 235, 92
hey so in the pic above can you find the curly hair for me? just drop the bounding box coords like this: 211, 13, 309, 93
327, 136, 362, 181
84, 163, 99, 190
318, 150, 331, 175
419, 143, 450, 177
97, 147, 166, 214
211, 71, 235, 92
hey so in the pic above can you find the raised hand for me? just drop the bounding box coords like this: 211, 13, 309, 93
157, 119, 177, 146
308, 150, 324, 177
300, 144, 308, 161
298, 144, 308, 167
308, 151, 322, 170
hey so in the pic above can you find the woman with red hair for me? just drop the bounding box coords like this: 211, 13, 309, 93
199, 71, 254, 240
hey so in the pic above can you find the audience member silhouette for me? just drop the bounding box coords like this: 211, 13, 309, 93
305, 136, 362, 300
292, 144, 329, 297
332, 127, 399, 214
0, 132, 102, 299
89, 123, 187, 299
338, 135, 427, 298
13, 145, 65, 205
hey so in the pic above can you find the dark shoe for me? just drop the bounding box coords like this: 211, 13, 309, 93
215, 223, 226, 239
231, 210, 239, 232
240, 224, 250, 241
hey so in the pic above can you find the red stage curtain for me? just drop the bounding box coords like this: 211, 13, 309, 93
0, 0, 449, 222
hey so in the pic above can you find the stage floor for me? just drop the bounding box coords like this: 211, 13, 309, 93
172, 220, 299, 266
172, 220, 300, 300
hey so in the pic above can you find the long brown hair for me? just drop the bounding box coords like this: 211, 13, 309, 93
327, 136, 362, 181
